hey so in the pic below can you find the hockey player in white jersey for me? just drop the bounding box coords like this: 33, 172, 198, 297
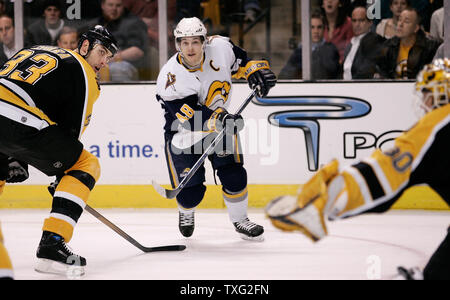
156, 17, 276, 241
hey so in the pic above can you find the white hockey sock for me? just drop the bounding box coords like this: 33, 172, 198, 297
178, 206, 195, 215
223, 188, 248, 223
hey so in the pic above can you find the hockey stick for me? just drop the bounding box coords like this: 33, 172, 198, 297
152, 90, 256, 199
85, 205, 186, 253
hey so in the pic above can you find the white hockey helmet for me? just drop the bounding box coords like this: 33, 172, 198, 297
174, 17, 207, 52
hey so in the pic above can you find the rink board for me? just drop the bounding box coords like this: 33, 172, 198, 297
1, 82, 448, 210
0, 184, 447, 210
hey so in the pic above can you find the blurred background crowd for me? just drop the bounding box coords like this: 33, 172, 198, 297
0, 0, 445, 82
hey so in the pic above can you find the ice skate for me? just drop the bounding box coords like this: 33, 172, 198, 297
35, 231, 86, 277
233, 218, 264, 241
179, 209, 195, 237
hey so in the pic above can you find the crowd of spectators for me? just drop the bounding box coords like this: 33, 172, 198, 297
0, 0, 163, 81
281, 0, 444, 80
0, 0, 445, 82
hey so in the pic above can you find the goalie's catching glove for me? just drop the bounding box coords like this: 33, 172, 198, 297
265, 159, 340, 242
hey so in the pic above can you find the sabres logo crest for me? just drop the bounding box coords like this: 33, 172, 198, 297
165, 72, 176, 89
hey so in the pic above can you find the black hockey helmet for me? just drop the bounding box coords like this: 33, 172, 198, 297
78, 25, 118, 57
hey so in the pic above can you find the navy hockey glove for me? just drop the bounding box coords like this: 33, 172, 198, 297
247, 68, 276, 98
208, 108, 244, 135
6, 158, 29, 183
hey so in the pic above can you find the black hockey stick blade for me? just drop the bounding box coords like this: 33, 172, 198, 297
152, 180, 179, 199
85, 205, 186, 253
139, 244, 186, 253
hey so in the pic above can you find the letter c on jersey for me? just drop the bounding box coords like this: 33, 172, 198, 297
253, 96, 371, 171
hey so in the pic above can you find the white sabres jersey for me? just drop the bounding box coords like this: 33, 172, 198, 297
156, 36, 241, 112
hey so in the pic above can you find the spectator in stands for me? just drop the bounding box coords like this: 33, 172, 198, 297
342, 6, 385, 80
0, 1, 5, 15
320, 0, 353, 63
123, 0, 176, 53
56, 26, 78, 50
26, 0, 67, 46
279, 10, 340, 80
3, 0, 44, 27
92, 0, 149, 81
376, 0, 411, 39
176, 0, 201, 22
410, 0, 437, 33
433, 43, 444, 60
79, 0, 102, 21
243, 0, 261, 23
429, 7, 443, 42
0, 14, 16, 65
378, 7, 440, 79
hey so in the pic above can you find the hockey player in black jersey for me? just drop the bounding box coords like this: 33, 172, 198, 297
156, 17, 276, 241
0, 25, 118, 278
266, 58, 450, 280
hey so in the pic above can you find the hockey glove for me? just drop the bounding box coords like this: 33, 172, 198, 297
208, 108, 244, 135
247, 66, 276, 98
6, 158, 29, 183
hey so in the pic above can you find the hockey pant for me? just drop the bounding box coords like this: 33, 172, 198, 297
165, 133, 249, 222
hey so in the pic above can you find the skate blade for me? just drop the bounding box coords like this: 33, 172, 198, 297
35, 258, 86, 278
238, 233, 265, 242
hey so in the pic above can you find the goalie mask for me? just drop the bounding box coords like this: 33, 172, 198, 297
414, 58, 450, 115
78, 25, 118, 58
174, 17, 207, 53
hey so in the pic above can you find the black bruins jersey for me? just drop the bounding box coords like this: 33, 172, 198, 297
0, 45, 100, 139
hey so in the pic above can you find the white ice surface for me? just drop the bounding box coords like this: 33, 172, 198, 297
0, 208, 448, 280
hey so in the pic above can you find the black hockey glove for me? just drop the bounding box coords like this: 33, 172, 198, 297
6, 158, 29, 183
209, 108, 244, 135
248, 68, 277, 98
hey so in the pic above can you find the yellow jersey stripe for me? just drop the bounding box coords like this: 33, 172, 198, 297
66, 50, 99, 138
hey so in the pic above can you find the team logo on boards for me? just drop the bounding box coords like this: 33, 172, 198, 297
253, 96, 372, 171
